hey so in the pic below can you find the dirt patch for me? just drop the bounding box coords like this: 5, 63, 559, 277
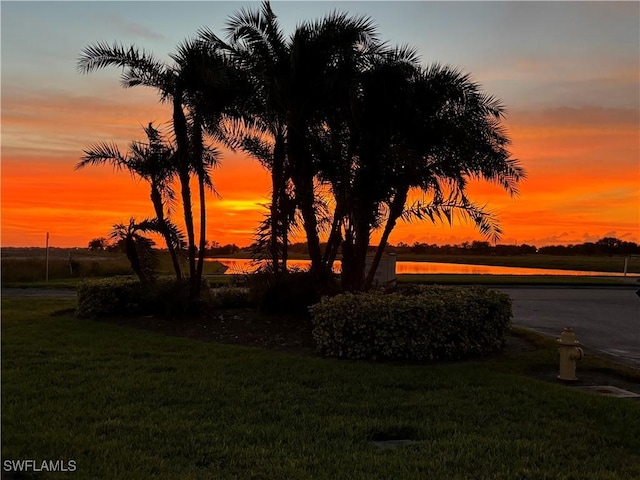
104, 307, 317, 356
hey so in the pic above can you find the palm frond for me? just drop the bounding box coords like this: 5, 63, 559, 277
402, 194, 503, 244
240, 135, 274, 168
196, 26, 231, 51
77, 41, 169, 92
76, 142, 127, 171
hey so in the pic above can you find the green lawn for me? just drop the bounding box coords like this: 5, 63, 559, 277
396, 274, 637, 286
2, 297, 640, 479
1, 254, 228, 287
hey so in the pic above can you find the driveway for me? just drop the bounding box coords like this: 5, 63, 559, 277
499, 287, 640, 366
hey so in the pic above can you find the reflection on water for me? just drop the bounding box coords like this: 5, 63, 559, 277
206, 258, 637, 277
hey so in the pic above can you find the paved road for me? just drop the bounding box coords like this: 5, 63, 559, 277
499, 287, 640, 366
1, 288, 77, 298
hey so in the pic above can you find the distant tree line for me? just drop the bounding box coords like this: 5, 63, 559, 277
536, 237, 640, 256
203, 241, 241, 256
90, 235, 639, 257
393, 236, 640, 256
386, 236, 640, 256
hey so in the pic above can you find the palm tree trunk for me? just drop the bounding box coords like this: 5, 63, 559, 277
270, 197, 279, 275
322, 200, 343, 269
341, 219, 369, 291
173, 93, 197, 297
282, 222, 288, 272
288, 126, 323, 276
196, 172, 207, 293
270, 134, 286, 275
150, 187, 182, 281
296, 175, 323, 273
351, 221, 371, 291
364, 189, 408, 290
194, 116, 207, 295
180, 168, 197, 288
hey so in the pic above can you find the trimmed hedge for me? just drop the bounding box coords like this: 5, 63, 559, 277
76, 277, 142, 319
310, 286, 512, 361
76, 277, 209, 319
210, 286, 251, 309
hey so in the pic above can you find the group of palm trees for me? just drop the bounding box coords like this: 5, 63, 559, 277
76, 1, 525, 297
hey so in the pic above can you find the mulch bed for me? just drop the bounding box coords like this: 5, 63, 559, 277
105, 307, 317, 356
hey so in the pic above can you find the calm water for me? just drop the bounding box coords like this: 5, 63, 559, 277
207, 258, 637, 277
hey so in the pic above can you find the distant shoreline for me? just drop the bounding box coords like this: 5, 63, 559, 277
2, 247, 639, 275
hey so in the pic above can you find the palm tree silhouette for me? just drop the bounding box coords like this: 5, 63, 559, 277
78, 40, 236, 300
109, 218, 158, 284
199, 2, 293, 275
78, 4, 526, 294
360, 63, 525, 289
77, 123, 186, 281
205, 2, 381, 280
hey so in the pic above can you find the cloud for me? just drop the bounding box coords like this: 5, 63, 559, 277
2, 87, 170, 159
509, 106, 639, 128
2, 87, 639, 248
101, 14, 164, 41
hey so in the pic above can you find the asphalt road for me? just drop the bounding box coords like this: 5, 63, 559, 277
499, 287, 640, 366
1, 288, 77, 298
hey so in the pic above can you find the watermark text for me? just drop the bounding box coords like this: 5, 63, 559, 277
3, 459, 77, 473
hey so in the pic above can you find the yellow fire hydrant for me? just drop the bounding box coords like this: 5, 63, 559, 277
557, 327, 584, 381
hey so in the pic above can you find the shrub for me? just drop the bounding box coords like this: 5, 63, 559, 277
139, 278, 194, 319
209, 286, 251, 309
76, 277, 142, 319
76, 276, 211, 319
310, 286, 512, 361
247, 270, 340, 315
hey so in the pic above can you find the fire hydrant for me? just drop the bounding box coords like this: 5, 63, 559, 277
557, 327, 584, 381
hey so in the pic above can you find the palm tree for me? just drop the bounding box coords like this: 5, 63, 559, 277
203, 3, 383, 281
319, 47, 419, 290
76, 123, 185, 281
373, 64, 525, 291
78, 40, 240, 301
342, 60, 526, 290
199, 1, 292, 275
109, 218, 158, 284
284, 11, 381, 280
168, 39, 248, 294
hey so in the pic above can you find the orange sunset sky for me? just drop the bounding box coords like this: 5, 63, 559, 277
2, 1, 639, 248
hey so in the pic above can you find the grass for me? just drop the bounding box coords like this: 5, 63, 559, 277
397, 274, 638, 286
501, 328, 640, 383
2, 297, 640, 479
1, 250, 227, 286
0, 256, 133, 283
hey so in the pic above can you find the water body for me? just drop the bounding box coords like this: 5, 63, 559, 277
207, 258, 637, 277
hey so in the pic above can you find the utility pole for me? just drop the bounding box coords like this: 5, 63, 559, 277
45, 232, 50, 282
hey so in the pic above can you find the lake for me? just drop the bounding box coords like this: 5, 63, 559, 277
206, 258, 637, 277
